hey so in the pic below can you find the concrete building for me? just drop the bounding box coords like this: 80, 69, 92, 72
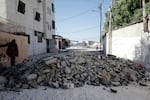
0, 0, 55, 56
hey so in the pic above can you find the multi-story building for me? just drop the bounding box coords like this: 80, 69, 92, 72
0, 0, 55, 56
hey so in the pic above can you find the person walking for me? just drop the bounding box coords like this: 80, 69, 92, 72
0, 39, 19, 66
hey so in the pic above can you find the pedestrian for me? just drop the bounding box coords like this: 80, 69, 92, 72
96, 46, 98, 50
0, 39, 19, 66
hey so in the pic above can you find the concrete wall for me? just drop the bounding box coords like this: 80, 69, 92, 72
103, 17, 150, 69
44, 0, 55, 39
111, 23, 143, 60
0, 32, 28, 67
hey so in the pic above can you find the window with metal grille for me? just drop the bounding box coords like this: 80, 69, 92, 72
52, 20, 55, 29
35, 12, 41, 21
52, 3, 55, 13
18, 0, 25, 14
34, 31, 43, 43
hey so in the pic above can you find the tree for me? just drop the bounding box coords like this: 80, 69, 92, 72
104, 0, 150, 32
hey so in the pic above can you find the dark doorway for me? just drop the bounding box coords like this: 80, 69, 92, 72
59, 41, 61, 49
46, 39, 50, 53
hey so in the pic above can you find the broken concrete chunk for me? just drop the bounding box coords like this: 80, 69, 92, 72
0, 76, 7, 84
139, 82, 148, 86
26, 74, 37, 81
50, 82, 59, 89
110, 88, 117, 93
0, 51, 148, 91
111, 81, 121, 86
65, 67, 71, 74
45, 58, 58, 65
62, 83, 74, 89
42, 69, 51, 74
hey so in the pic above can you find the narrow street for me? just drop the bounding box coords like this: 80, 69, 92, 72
0, 84, 150, 100
0, 47, 150, 100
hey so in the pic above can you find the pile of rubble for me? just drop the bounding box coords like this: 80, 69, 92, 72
0, 51, 149, 91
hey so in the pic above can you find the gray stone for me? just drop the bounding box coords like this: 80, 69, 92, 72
42, 69, 50, 74
22, 84, 29, 89
69, 58, 77, 63
45, 58, 58, 65
111, 81, 121, 86
0, 84, 5, 90
8, 77, 15, 88
51, 82, 59, 88
37, 76, 43, 83
30, 82, 38, 88
62, 83, 74, 89
139, 82, 148, 86
110, 88, 117, 93
26, 61, 34, 67
57, 63, 61, 68
74, 74, 80, 79
65, 67, 71, 74
61, 61, 67, 67
0, 76, 7, 84
26, 74, 37, 81
0, 51, 147, 90
76, 57, 85, 64
129, 70, 138, 81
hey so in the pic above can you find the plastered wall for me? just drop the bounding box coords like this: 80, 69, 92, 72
0, 32, 28, 67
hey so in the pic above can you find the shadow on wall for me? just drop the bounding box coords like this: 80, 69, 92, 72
134, 45, 142, 63
134, 36, 150, 70
0, 32, 28, 67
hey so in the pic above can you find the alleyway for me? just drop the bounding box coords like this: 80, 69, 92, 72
0, 47, 150, 100
0, 84, 150, 100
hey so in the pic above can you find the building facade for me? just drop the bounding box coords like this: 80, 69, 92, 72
0, 0, 55, 56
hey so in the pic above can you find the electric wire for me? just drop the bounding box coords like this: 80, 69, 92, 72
57, 6, 97, 22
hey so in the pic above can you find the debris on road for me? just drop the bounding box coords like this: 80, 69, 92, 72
0, 51, 149, 91
110, 88, 117, 93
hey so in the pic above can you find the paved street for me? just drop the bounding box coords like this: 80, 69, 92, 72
0, 84, 150, 100
0, 48, 150, 100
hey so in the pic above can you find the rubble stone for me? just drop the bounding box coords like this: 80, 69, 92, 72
0, 51, 149, 91
0, 76, 7, 84
26, 74, 37, 81
65, 67, 71, 74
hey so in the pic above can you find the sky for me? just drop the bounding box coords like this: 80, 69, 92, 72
55, 0, 111, 42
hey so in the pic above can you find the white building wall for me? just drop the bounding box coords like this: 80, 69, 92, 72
0, 0, 7, 19
0, 0, 54, 56
111, 23, 143, 60
44, 0, 55, 39
103, 16, 150, 70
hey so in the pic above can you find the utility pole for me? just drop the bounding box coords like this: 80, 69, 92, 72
108, 0, 112, 54
142, 0, 149, 33
99, 3, 102, 51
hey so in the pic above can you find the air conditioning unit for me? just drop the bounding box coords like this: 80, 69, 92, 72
37, 0, 42, 3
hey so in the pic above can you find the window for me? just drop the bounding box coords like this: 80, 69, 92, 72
51, 3, 55, 13
52, 20, 55, 30
18, 0, 25, 14
35, 12, 40, 21
38, 36, 42, 42
27, 35, 30, 44
34, 31, 44, 43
